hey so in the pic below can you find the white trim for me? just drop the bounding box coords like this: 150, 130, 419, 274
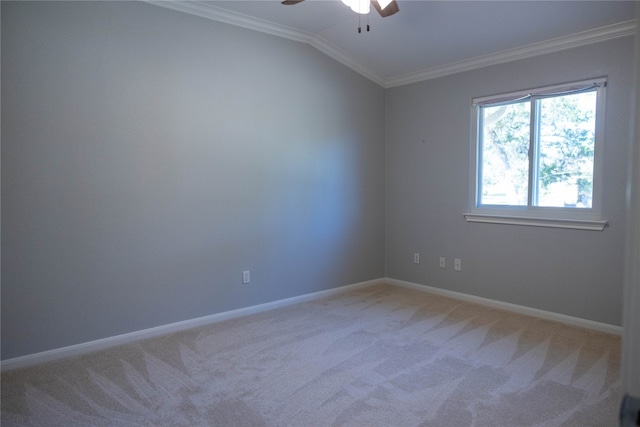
309, 37, 386, 87
0, 278, 384, 372
386, 20, 636, 88
144, 1, 636, 88
463, 213, 608, 231
467, 79, 607, 229
1, 276, 622, 371
386, 278, 622, 336
146, 0, 386, 86
471, 77, 607, 107
147, 0, 313, 44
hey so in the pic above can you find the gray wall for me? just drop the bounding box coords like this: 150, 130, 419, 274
621, 0, 640, 398
2, 1, 634, 362
1, 2, 386, 359
386, 37, 634, 326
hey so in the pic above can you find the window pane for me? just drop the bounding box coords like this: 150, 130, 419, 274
535, 92, 596, 208
479, 102, 530, 206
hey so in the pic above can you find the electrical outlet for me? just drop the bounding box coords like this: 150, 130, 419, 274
454, 259, 462, 271
413, 253, 420, 264
439, 257, 446, 269
242, 270, 250, 284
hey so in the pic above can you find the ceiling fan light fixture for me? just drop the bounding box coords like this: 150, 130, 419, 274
352, 0, 370, 14
376, 0, 393, 10
285, 0, 399, 18
341, 0, 370, 15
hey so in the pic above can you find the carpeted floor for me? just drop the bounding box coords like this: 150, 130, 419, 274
1, 284, 621, 426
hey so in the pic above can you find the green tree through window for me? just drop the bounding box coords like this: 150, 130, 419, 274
536, 92, 596, 208
478, 87, 598, 209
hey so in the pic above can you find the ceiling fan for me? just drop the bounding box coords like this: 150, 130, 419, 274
281, 0, 400, 18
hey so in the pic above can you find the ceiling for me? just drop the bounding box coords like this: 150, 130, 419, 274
151, 0, 637, 87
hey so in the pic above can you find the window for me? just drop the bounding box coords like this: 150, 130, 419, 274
465, 78, 608, 230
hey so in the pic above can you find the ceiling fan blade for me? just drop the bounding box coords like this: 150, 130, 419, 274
281, 0, 305, 4
371, 0, 399, 17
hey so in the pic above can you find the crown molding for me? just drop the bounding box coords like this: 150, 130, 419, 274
386, 19, 637, 88
146, 1, 636, 89
147, 1, 386, 86
147, 1, 313, 44
309, 37, 386, 86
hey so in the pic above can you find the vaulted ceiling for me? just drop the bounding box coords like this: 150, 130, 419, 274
150, 0, 637, 87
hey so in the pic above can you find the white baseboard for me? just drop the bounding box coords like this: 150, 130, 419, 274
0, 278, 385, 372
2, 276, 621, 371
385, 277, 623, 336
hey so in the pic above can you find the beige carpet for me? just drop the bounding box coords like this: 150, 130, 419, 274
1, 284, 621, 426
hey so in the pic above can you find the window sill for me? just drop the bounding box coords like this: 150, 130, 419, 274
463, 213, 608, 231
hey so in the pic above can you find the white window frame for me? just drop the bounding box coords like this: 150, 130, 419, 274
464, 78, 608, 231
